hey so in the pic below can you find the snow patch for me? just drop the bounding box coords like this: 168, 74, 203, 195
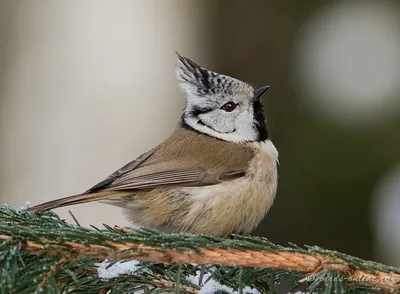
96, 260, 147, 279
187, 270, 260, 294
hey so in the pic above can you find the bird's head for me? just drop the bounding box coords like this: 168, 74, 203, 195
176, 53, 270, 143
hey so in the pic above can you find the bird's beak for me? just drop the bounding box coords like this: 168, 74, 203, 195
253, 85, 270, 101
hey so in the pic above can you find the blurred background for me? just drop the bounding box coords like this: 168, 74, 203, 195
0, 0, 399, 275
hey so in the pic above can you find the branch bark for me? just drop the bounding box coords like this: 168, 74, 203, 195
1, 233, 398, 292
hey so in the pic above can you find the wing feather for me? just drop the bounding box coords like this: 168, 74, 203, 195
28, 127, 252, 213
87, 152, 231, 192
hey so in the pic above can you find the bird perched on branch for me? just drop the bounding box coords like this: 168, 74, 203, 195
28, 53, 278, 237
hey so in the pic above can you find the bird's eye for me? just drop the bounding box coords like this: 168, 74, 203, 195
221, 101, 237, 112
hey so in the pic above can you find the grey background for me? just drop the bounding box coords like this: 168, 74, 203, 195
1, 0, 399, 268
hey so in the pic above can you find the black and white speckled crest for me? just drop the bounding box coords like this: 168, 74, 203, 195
176, 53, 246, 98
176, 53, 269, 143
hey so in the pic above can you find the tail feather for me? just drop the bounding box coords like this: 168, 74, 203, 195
27, 191, 121, 213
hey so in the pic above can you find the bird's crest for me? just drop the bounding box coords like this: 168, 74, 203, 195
175, 52, 252, 100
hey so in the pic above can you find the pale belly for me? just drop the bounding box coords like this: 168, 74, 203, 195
122, 140, 278, 236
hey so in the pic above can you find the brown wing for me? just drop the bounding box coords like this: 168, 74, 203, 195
27, 148, 159, 212
28, 126, 253, 213
88, 152, 240, 192
28, 146, 246, 212
84, 148, 156, 193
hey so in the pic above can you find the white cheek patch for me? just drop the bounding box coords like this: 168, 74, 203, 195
198, 111, 236, 133
183, 102, 259, 142
184, 116, 258, 143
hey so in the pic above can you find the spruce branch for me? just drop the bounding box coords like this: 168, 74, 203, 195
0, 205, 399, 293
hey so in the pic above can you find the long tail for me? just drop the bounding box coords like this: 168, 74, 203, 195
27, 191, 122, 213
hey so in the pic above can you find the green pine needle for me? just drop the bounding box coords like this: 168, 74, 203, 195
0, 205, 398, 294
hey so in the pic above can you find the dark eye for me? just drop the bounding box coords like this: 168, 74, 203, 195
221, 101, 237, 112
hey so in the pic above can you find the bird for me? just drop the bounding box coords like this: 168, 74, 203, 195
28, 53, 279, 237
